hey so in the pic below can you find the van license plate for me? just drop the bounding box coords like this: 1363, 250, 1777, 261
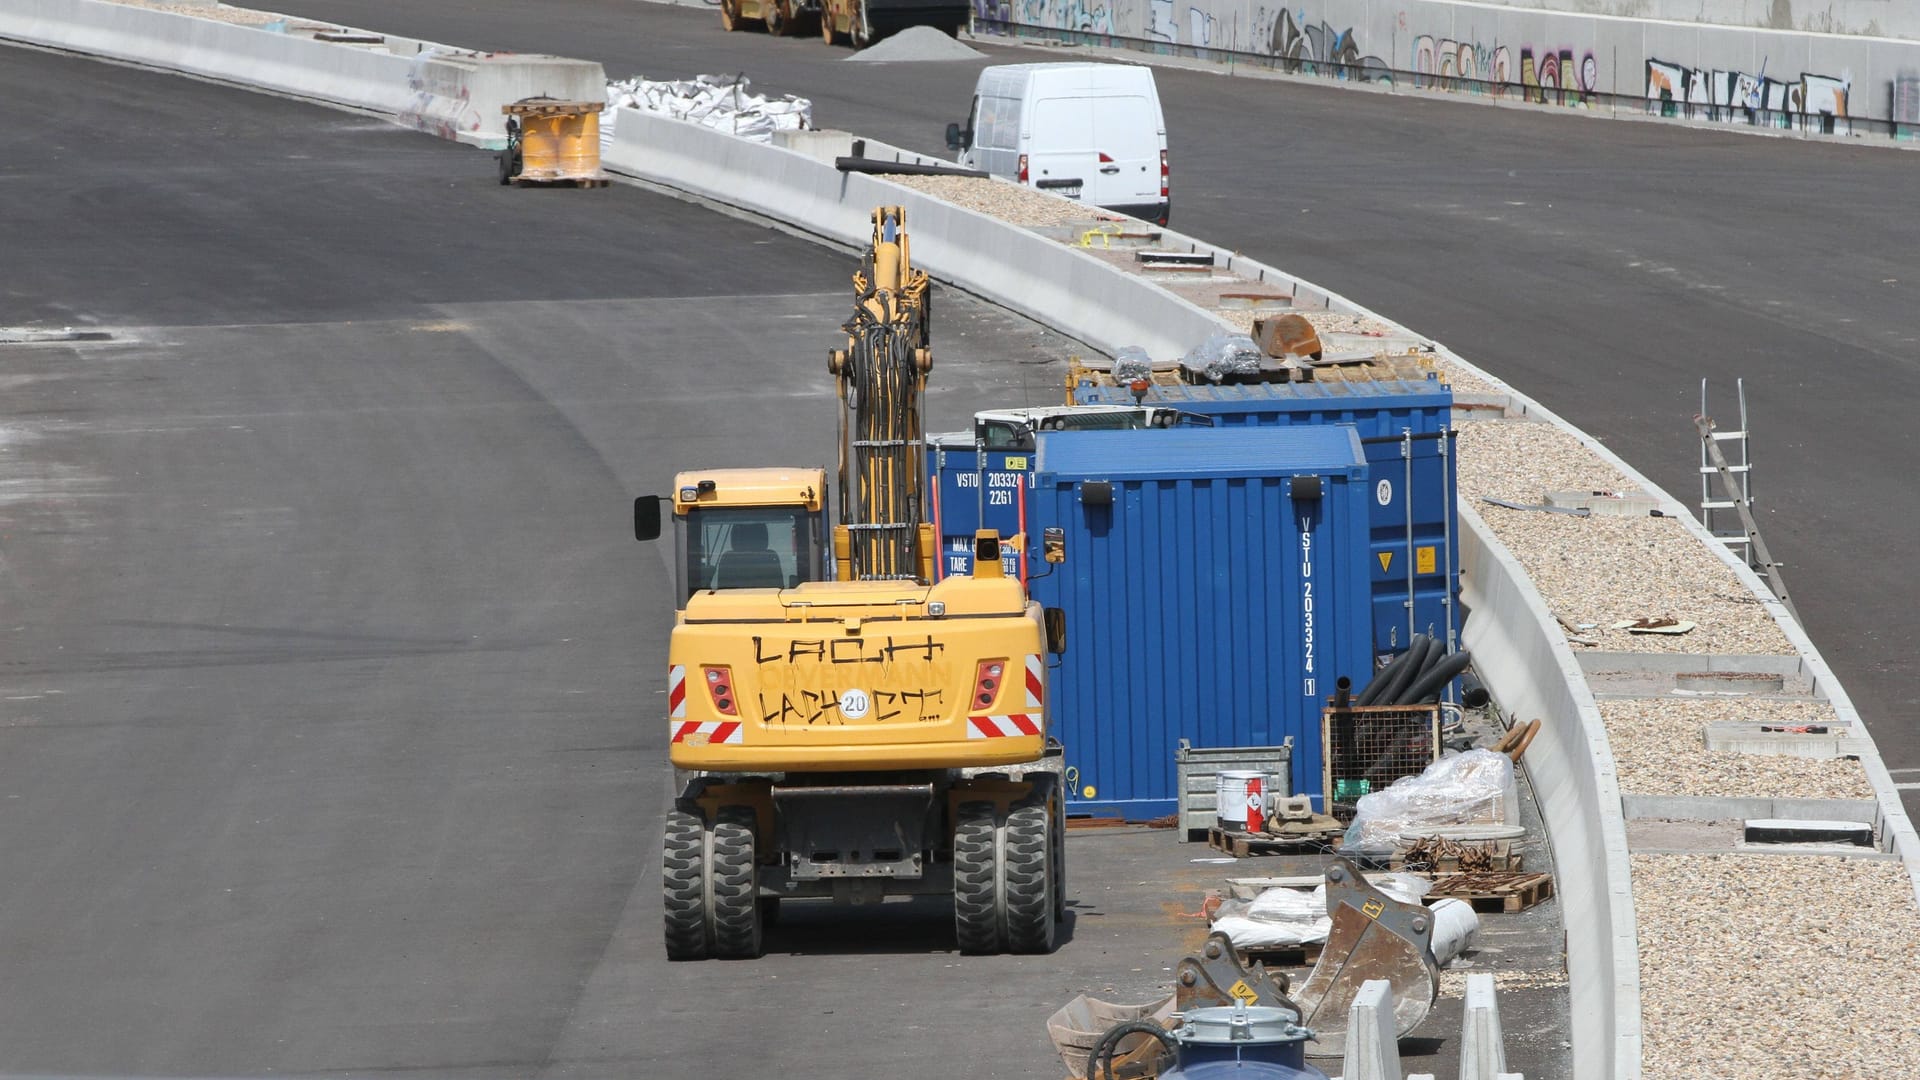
1037, 179, 1082, 200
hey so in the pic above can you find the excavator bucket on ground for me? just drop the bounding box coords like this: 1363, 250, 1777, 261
1291, 857, 1441, 1057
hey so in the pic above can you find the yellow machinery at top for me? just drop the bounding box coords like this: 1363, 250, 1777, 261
634, 207, 1066, 961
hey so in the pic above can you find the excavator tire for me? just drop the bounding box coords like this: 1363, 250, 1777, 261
952, 800, 1002, 954
1003, 792, 1056, 953
662, 806, 709, 961
1051, 791, 1067, 921
709, 806, 763, 959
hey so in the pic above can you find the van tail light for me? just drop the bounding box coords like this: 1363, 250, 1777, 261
703, 665, 737, 716
1017, 153, 1029, 184
973, 660, 1007, 709
1159, 149, 1169, 198
1098, 151, 1114, 163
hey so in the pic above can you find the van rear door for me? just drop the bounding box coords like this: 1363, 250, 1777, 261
1025, 96, 1096, 201
1090, 95, 1160, 208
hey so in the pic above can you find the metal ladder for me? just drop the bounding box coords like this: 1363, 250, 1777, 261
1697, 378, 1798, 623
1697, 378, 1754, 562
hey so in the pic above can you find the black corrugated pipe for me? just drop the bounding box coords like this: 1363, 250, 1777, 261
1356, 634, 1425, 706
834, 157, 992, 178
1332, 675, 1352, 711
1458, 671, 1490, 709
1377, 635, 1438, 706
1400, 650, 1474, 706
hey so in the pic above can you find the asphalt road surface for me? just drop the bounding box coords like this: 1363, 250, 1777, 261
275, 0, 1920, 816
0, 45, 1106, 1078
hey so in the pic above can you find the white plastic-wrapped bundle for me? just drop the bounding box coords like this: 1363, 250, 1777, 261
1181, 331, 1263, 382
600, 74, 813, 150
1342, 749, 1517, 852
1111, 345, 1155, 382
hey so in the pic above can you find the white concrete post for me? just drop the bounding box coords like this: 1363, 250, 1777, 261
1459, 972, 1509, 1080
1339, 979, 1402, 1080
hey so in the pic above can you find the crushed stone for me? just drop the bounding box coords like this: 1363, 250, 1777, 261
845, 26, 983, 61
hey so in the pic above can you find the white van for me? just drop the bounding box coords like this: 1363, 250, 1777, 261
946, 63, 1169, 226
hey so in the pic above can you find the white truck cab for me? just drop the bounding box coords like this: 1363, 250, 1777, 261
946, 63, 1169, 226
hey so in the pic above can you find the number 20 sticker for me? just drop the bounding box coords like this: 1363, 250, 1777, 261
839, 689, 871, 720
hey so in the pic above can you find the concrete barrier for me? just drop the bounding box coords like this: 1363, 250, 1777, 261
601, 108, 1225, 361
0, 0, 605, 146
1458, 504, 1641, 1080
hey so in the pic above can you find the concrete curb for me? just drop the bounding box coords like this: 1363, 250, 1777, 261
1458, 503, 1641, 1080
600, 109, 1225, 362
0, 0, 605, 146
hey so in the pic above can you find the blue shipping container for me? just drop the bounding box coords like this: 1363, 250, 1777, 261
1029, 426, 1374, 817
926, 433, 1032, 578
1073, 379, 1457, 658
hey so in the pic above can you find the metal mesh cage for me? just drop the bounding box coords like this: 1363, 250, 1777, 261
1321, 704, 1442, 823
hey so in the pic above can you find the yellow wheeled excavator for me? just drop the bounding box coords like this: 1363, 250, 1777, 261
634, 207, 1067, 960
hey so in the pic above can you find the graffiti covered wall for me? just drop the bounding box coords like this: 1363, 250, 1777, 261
972, 0, 1920, 130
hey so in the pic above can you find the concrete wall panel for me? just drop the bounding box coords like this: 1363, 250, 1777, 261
976, 0, 1920, 129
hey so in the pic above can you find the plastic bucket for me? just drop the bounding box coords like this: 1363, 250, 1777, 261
1216, 770, 1263, 831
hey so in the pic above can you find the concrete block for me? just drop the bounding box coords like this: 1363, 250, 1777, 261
1459, 972, 1508, 1080
1704, 721, 1868, 758
1744, 818, 1874, 846
1338, 980, 1401, 1080
772, 128, 857, 163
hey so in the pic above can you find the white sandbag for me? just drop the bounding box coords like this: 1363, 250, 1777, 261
1212, 914, 1330, 949
1430, 897, 1479, 967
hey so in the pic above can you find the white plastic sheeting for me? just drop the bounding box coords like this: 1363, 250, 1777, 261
601, 74, 811, 148
1344, 750, 1518, 853
1212, 873, 1432, 950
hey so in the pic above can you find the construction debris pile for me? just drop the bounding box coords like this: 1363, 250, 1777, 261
600, 74, 811, 148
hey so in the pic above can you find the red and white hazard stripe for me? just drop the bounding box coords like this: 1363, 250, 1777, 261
1024, 654, 1044, 709
968, 713, 1041, 739
671, 720, 744, 745
667, 664, 687, 719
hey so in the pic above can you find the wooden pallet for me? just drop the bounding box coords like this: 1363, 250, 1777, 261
1428, 871, 1554, 913
1206, 827, 1338, 858
1235, 939, 1324, 969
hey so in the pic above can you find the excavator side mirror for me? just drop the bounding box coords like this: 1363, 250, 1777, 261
1042, 527, 1066, 564
1044, 607, 1067, 655
633, 495, 662, 542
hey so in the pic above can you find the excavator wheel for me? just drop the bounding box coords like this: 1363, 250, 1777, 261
1051, 789, 1067, 921
1003, 791, 1056, 953
952, 800, 1001, 954
710, 806, 764, 959
662, 806, 709, 961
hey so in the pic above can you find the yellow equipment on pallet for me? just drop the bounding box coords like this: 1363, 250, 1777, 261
498, 98, 607, 187
634, 208, 1067, 961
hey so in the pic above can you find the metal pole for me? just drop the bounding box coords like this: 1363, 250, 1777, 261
1403, 428, 1415, 649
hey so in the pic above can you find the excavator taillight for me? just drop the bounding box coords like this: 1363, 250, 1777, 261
1017, 153, 1029, 185
703, 665, 737, 715
973, 660, 1006, 708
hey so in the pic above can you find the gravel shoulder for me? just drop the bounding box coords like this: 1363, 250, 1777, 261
1633, 854, 1920, 1080
1600, 698, 1872, 800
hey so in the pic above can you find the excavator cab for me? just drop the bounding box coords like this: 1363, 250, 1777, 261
635, 468, 829, 605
